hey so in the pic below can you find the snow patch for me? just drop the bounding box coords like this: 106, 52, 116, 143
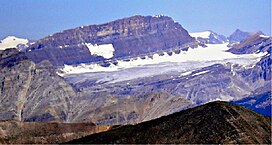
153, 14, 164, 18
219, 95, 234, 101
0, 36, 28, 50
259, 34, 270, 38
85, 43, 115, 59
192, 70, 210, 76
208, 95, 234, 102
179, 71, 192, 77
190, 31, 211, 39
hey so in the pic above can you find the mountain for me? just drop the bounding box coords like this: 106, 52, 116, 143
25, 15, 195, 66
0, 36, 29, 50
66, 101, 271, 144
189, 30, 228, 44
228, 29, 252, 42
0, 121, 110, 144
0, 48, 76, 122
228, 32, 271, 54
0, 48, 192, 124
0, 15, 270, 125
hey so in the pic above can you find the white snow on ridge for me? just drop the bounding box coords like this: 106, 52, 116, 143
153, 14, 164, 18
0, 36, 28, 50
191, 70, 210, 76
85, 43, 115, 59
189, 31, 211, 39
259, 34, 270, 38
179, 71, 192, 77
59, 43, 266, 75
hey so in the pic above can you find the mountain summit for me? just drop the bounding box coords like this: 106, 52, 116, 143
227, 29, 261, 42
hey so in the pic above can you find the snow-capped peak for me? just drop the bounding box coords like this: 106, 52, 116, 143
189, 31, 228, 44
0, 36, 29, 50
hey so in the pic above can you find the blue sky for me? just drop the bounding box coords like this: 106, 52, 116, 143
0, 0, 271, 40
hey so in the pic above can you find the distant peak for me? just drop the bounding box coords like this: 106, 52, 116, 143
0, 36, 28, 50
235, 29, 243, 32
253, 31, 264, 35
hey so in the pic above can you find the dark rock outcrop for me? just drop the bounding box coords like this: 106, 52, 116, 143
66, 101, 271, 144
26, 15, 194, 66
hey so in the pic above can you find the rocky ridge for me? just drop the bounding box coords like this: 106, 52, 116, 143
0, 121, 110, 144
66, 101, 271, 144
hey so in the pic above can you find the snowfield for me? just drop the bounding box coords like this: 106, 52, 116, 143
59, 43, 266, 75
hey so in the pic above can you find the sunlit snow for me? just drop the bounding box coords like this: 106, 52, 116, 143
0, 36, 28, 50
191, 70, 210, 76
59, 43, 266, 75
85, 43, 115, 59
259, 34, 270, 38
190, 31, 211, 39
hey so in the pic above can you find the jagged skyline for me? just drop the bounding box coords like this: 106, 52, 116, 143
0, 0, 271, 40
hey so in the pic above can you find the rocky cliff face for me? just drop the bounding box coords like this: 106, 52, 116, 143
26, 15, 194, 66
0, 49, 76, 122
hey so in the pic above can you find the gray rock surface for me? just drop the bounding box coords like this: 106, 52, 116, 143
26, 15, 194, 66
0, 49, 76, 122
228, 29, 252, 42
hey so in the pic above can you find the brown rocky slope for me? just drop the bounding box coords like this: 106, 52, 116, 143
67, 101, 271, 144
0, 121, 110, 144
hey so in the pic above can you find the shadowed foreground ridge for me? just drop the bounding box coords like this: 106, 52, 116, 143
67, 101, 271, 144
0, 121, 110, 144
